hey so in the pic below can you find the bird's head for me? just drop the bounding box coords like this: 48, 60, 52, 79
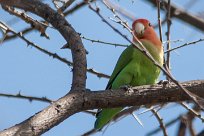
132, 19, 161, 47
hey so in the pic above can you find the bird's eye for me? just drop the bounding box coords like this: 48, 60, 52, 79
148, 22, 152, 27
134, 23, 145, 35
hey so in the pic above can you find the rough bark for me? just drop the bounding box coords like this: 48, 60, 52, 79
0, 80, 204, 135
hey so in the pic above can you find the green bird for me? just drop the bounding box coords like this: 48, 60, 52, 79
94, 19, 164, 130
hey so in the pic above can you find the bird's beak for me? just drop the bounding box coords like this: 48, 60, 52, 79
134, 22, 145, 37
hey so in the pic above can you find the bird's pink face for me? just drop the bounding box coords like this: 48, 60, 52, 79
132, 19, 153, 39
132, 19, 162, 49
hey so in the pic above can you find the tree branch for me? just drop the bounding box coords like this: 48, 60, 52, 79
151, 109, 168, 136
3, 0, 93, 42
1, 80, 204, 135
0, 0, 86, 135
146, 0, 204, 32
0, 0, 87, 91
2, 5, 50, 39
0, 92, 52, 103
165, 38, 204, 53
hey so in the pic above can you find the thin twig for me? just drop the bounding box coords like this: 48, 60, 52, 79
58, 0, 75, 14
151, 109, 168, 136
3, 0, 94, 42
64, 0, 95, 15
166, 0, 171, 81
147, 116, 179, 135
2, 5, 50, 39
81, 35, 128, 47
156, 0, 167, 80
162, 39, 183, 44
180, 102, 204, 122
102, 0, 136, 20
165, 38, 204, 53
0, 92, 53, 103
4, 27, 33, 41
147, 105, 200, 135
0, 21, 110, 79
156, 0, 163, 42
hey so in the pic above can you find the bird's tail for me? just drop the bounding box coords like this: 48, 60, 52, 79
94, 107, 123, 130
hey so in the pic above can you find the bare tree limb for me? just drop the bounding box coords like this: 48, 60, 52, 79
0, 0, 87, 92
146, 0, 204, 32
0, 80, 204, 135
0, 0, 87, 135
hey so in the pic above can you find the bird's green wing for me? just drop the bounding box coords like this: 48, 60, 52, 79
106, 45, 134, 89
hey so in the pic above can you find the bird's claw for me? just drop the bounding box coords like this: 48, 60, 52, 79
120, 85, 134, 94
157, 80, 171, 88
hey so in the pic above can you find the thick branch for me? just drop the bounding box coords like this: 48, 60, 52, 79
0, 0, 86, 135
147, 0, 204, 32
0, 80, 204, 135
0, 0, 87, 91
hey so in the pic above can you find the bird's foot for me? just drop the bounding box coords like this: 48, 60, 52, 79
157, 80, 171, 88
120, 85, 134, 94
120, 85, 132, 90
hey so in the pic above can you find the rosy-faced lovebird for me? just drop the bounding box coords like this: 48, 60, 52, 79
94, 19, 164, 130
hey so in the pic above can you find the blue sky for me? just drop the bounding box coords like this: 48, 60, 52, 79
0, 0, 204, 136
